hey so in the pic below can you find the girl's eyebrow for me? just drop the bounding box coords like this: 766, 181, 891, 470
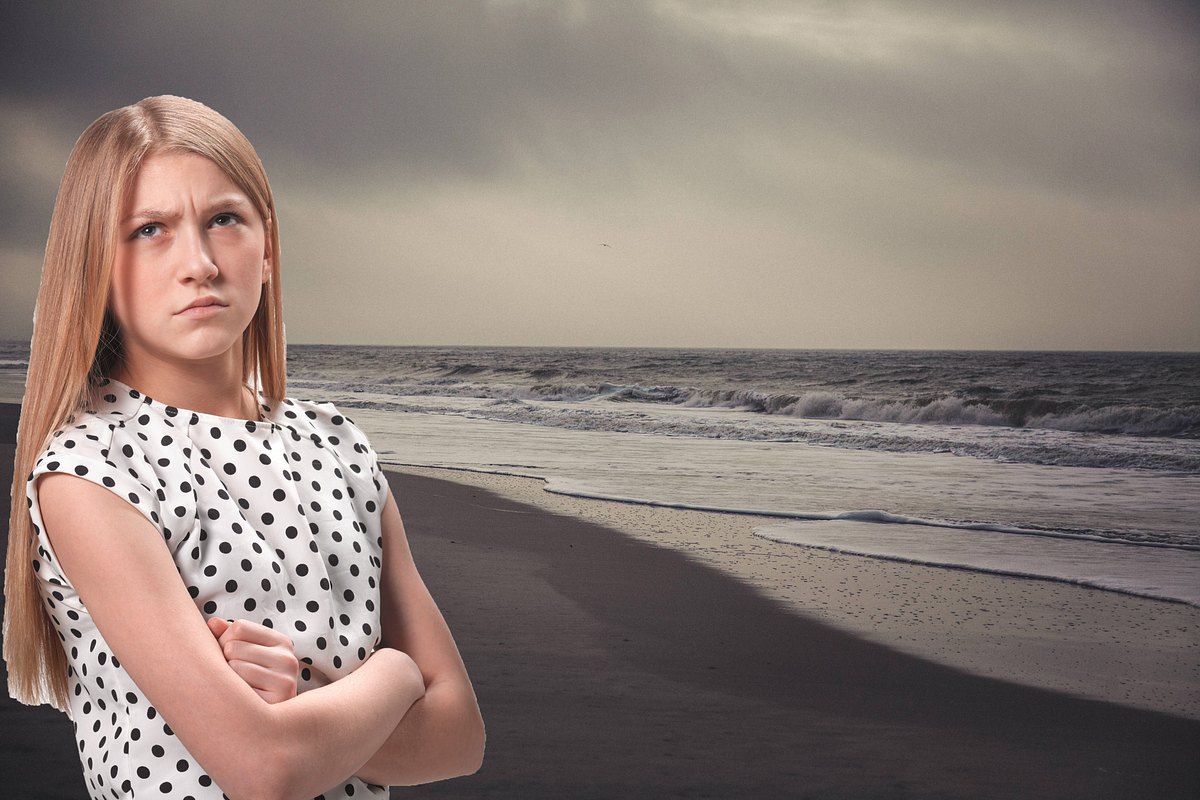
122, 208, 179, 224
121, 195, 253, 223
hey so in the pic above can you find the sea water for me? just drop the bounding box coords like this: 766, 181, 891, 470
3, 343, 1197, 605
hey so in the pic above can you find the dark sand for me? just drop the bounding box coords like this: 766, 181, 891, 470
2, 401, 1198, 799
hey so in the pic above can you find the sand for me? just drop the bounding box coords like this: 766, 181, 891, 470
391, 466, 1200, 720
2, 402, 1198, 798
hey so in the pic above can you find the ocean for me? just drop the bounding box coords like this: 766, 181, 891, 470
2, 342, 1197, 605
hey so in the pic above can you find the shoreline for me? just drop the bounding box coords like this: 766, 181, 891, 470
386, 463, 1200, 721
390, 468, 1200, 798
2, 399, 1196, 718
4, 401, 1200, 797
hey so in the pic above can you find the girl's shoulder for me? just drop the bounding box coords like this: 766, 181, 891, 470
28, 402, 175, 562
271, 395, 388, 503
34, 399, 141, 476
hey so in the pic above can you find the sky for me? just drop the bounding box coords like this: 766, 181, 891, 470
1, 1, 1197, 350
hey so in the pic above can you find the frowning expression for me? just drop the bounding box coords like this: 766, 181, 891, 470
109, 152, 271, 372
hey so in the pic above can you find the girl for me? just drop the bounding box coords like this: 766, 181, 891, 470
3, 95, 484, 799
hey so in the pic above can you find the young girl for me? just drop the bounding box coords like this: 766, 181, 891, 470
3, 95, 484, 799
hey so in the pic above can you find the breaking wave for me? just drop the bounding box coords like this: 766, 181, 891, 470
321, 376, 1200, 439
324, 393, 1200, 474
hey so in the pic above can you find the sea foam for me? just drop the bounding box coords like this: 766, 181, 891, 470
754, 519, 1200, 606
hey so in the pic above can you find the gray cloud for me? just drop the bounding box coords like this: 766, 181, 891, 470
7, 2, 1194, 192
2, 1, 1197, 348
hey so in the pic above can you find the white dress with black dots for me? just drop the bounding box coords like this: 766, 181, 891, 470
27, 376, 391, 800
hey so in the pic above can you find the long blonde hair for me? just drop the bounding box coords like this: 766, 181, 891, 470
4, 95, 287, 708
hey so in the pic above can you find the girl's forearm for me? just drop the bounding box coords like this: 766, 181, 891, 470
355, 674, 485, 786
259, 647, 426, 800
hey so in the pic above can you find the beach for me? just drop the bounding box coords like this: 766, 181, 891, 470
2, 400, 1199, 798
400, 465, 1200, 720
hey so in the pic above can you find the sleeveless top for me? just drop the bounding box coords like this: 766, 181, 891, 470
26, 376, 390, 800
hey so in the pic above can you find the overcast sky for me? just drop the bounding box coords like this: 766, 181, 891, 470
2, 1, 1197, 350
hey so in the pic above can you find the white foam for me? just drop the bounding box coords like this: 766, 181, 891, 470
754, 519, 1200, 606
535, 478, 1198, 551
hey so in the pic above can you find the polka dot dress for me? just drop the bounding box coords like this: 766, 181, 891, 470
26, 376, 391, 799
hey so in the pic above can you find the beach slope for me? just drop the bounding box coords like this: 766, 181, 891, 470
387, 469, 1199, 799
2, 402, 1198, 798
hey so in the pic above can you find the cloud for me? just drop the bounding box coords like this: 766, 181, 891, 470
6, 2, 1195, 192
2, 1, 1197, 348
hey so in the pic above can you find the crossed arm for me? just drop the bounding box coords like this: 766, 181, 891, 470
37, 474, 484, 800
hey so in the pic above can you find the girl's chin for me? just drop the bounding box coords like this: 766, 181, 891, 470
122, 321, 252, 364
147, 338, 246, 365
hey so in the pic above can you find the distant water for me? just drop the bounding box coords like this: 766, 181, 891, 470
2, 342, 1197, 604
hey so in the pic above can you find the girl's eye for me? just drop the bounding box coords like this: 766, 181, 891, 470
212, 213, 240, 227
134, 223, 161, 238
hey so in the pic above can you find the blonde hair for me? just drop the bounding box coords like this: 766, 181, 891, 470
4, 95, 286, 708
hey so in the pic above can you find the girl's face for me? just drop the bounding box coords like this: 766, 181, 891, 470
109, 152, 271, 375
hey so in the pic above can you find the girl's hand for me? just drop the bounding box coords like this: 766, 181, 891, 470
207, 617, 300, 704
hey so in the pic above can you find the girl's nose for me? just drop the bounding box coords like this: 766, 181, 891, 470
177, 226, 219, 282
